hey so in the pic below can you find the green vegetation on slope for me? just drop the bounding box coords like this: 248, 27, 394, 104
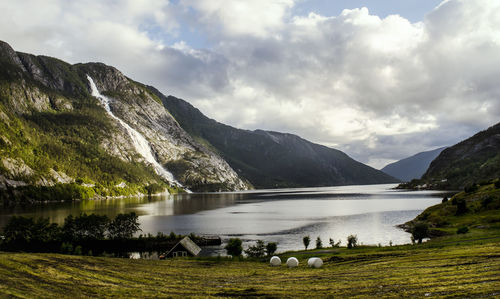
404, 180, 500, 238
0, 44, 177, 204
399, 123, 500, 190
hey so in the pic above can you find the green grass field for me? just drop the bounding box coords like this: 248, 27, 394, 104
0, 235, 499, 298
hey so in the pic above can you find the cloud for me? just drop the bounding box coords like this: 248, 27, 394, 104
180, 0, 296, 38
0, 0, 499, 169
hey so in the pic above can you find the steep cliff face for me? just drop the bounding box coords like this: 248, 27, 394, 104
158, 93, 399, 188
0, 40, 248, 198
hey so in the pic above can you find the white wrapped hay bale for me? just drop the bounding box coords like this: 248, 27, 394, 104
307, 257, 323, 268
270, 256, 281, 266
286, 257, 299, 268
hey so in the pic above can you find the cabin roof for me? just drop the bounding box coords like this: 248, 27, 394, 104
166, 236, 201, 256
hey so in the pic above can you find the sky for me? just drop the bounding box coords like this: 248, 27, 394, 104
0, 0, 499, 169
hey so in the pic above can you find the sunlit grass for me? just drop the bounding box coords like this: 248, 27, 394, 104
0, 234, 498, 297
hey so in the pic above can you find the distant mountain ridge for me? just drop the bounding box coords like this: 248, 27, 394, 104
381, 147, 447, 182
0, 39, 399, 203
399, 122, 500, 190
155, 92, 399, 188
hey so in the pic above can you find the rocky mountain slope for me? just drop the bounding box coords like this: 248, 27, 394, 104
399, 122, 500, 190
156, 93, 399, 188
0, 40, 248, 201
381, 147, 446, 182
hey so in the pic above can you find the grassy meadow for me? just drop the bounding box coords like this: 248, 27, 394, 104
0, 234, 499, 298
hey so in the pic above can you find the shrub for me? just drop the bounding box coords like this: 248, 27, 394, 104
464, 184, 478, 193
244, 240, 265, 258
442, 196, 449, 203
73, 245, 82, 255
329, 238, 341, 247
225, 238, 243, 257
266, 242, 278, 256
455, 199, 468, 215
457, 226, 469, 234
411, 222, 429, 244
495, 180, 500, 189
303, 235, 310, 250
481, 196, 493, 208
316, 236, 323, 249
347, 235, 358, 249
60, 242, 73, 254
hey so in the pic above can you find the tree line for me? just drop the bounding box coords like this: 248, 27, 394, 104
0, 213, 189, 256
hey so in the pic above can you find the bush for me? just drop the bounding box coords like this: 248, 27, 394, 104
457, 226, 469, 234
347, 235, 358, 249
266, 242, 278, 256
244, 240, 265, 258
481, 196, 493, 208
455, 199, 468, 215
329, 238, 341, 247
464, 184, 478, 193
303, 235, 310, 250
316, 236, 323, 249
225, 238, 243, 257
73, 245, 82, 255
411, 222, 429, 244
442, 197, 449, 203
60, 242, 73, 254
495, 180, 500, 189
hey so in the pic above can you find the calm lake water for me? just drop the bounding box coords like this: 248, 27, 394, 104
0, 184, 448, 255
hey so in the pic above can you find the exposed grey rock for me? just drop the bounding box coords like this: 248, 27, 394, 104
0, 111, 10, 124
82, 64, 249, 191
0, 41, 26, 71
1, 157, 34, 179
0, 40, 249, 192
49, 169, 74, 184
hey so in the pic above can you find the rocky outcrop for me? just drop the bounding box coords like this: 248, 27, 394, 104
80, 63, 249, 191
0, 40, 248, 192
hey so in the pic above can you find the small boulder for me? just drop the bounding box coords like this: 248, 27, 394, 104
286, 257, 299, 268
307, 257, 323, 268
270, 256, 281, 266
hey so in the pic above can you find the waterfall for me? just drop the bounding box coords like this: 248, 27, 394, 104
87, 75, 182, 188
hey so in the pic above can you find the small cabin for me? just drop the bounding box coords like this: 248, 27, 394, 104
163, 236, 201, 258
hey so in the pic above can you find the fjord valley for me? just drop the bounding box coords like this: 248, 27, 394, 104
1, 0, 500, 295
381, 147, 446, 182
0, 40, 397, 204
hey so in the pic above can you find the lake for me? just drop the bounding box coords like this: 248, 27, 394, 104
0, 184, 447, 255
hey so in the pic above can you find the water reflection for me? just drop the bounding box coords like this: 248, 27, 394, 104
0, 184, 449, 254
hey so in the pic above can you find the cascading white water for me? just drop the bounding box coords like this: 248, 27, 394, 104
87, 75, 181, 187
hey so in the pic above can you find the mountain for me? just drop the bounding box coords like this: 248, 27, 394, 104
381, 147, 447, 182
155, 93, 399, 188
399, 122, 500, 190
0, 40, 248, 201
